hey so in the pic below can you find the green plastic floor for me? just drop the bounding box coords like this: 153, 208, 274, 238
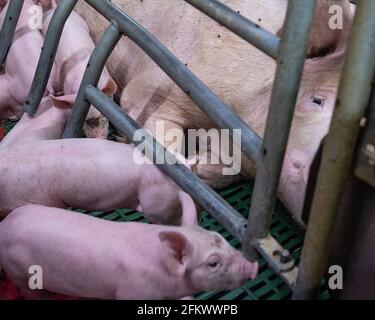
77, 183, 329, 301
2, 120, 329, 300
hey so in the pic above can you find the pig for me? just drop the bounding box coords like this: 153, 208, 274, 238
42, 3, 118, 139
75, 0, 354, 223
0, 204, 258, 299
0, 96, 71, 149
0, 0, 58, 120
0, 138, 197, 226
0, 0, 6, 12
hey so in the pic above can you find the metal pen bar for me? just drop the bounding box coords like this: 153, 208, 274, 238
85, 85, 299, 287
84, 85, 247, 240
0, 0, 24, 66
244, 0, 317, 257
63, 20, 122, 138
293, 0, 375, 300
184, 0, 280, 59
23, 0, 78, 115
84, 0, 262, 164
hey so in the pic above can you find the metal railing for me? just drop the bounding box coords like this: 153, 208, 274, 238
1, 0, 374, 299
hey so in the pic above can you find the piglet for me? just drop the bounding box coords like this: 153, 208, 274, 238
42, 4, 117, 139
0, 138, 197, 226
0, 0, 58, 120
0, 205, 258, 299
0, 96, 71, 149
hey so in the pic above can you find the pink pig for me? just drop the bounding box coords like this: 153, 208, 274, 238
0, 138, 198, 226
0, 96, 71, 149
0, 0, 58, 120
42, 3, 117, 139
0, 205, 258, 299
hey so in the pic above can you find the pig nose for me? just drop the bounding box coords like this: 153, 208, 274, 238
242, 261, 258, 280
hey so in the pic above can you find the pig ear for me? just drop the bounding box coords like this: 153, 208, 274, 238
178, 192, 198, 226
159, 231, 191, 277
307, 0, 353, 57
49, 94, 76, 109
101, 78, 118, 97
277, 0, 353, 57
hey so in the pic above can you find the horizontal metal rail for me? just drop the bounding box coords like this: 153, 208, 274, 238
84, 0, 262, 163
293, 0, 375, 300
184, 0, 280, 59
0, 0, 24, 67
63, 20, 122, 138
23, 0, 78, 115
85, 85, 298, 287
243, 0, 318, 259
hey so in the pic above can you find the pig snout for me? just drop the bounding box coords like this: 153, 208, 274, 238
228, 256, 259, 290
84, 115, 109, 139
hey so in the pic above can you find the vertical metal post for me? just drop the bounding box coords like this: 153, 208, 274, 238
63, 20, 122, 138
293, 0, 375, 300
0, 0, 24, 66
23, 0, 78, 115
243, 0, 317, 258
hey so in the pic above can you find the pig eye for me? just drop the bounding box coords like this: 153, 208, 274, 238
307, 46, 335, 59
207, 257, 221, 270
312, 96, 325, 108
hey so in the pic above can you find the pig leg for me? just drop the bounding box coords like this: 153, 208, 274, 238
0, 75, 22, 120
178, 191, 198, 226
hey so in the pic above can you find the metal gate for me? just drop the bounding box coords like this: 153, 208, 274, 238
1, 0, 374, 300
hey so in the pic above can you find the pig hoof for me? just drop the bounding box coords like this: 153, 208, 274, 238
114, 134, 130, 144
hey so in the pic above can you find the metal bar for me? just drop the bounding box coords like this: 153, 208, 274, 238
63, 20, 122, 138
243, 0, 317, 255
0, 0, 24, 66
184, 0, 280, 59
23, 0, 78, 115
84, 0, 262, 164
293, 0, 375, 300
85, 85, 299, 287
354, 79, 375, 187
84, 85, 247, 240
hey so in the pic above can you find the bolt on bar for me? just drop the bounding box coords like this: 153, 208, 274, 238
63, 20, 122, 138
84, 85, 247, 240
0, 0, 24, 66
24, 0, 78, 115
85, 85, 298, 287
184, 0, 280, 59
84, 0, 262, 164
293, 0, 375, 300
243, 0, 317, 258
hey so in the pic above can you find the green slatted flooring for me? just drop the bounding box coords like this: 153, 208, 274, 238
1, 120, 330, 300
